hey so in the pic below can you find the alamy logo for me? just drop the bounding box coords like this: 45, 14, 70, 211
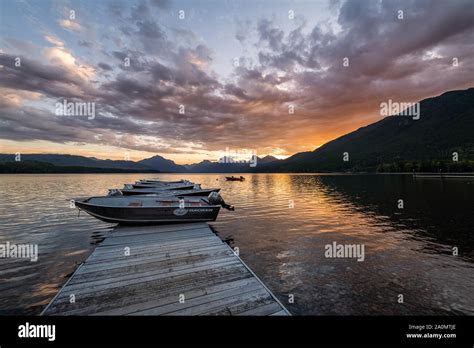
380, 99, 420, 120
0, 242, 38, 262
55, 99, 95, 120
18, 322, 55, 341
325, 242, 365, 262
218, 147, 257, 167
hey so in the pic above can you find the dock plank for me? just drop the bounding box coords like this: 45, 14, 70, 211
46, 267, 252, 314
42, 223, 290, 316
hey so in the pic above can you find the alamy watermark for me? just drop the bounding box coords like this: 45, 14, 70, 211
18, 322, 55, 341
218, 147, 257, 167
55, 99, 95, 120
324, 241, 365, 262
0, 242, 38, 262
380, 99, 420, 120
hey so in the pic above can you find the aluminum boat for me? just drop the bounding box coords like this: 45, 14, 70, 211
74, 194, 224, 224
129, 182, 196, 190
118, 187, 220, 196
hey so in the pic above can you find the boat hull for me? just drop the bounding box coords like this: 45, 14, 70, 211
75, 201, 220, 224
131, 183, 195, 189
139, 180, 189, 184
121, 188, 220, 196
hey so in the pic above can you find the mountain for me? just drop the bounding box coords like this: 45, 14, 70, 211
185, 156, 280, 173
261, 87, 474, 172
0, 153, 279, 173
259, 155, 279, 164
0, 154, 149, 170
137, 155, 188, 172
184, 160, 215, 172
0, 154, 188, 173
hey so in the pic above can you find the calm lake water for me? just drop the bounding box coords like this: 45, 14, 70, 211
1, 173, 473, 315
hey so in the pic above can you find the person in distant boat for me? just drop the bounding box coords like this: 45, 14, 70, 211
225, 176, 244, 181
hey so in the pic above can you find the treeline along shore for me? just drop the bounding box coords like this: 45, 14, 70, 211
0, 161, 161, 174
376, 160, 474, 173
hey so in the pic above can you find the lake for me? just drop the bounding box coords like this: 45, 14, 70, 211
0, 173, 473, 315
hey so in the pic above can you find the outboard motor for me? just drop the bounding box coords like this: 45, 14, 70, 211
108, 189, 123, 197
208, 192, 235, 211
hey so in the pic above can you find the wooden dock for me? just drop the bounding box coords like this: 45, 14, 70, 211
42, 223, 290, 316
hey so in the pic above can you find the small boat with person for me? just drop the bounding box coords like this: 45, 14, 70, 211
225, 176, 245, 182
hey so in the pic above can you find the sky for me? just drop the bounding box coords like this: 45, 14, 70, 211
0, 0, 473, 164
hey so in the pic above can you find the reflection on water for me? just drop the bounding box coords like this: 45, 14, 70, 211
0, 174, 473, 315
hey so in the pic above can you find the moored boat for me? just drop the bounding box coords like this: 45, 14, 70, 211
130, 182, 196, 190
73, 193, 230, 224
137, 179, 192, 184
119, 187, 220, 196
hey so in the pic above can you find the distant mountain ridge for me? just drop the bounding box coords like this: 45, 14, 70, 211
138, 155, 188, 172
184, 155, 279, 173
0, 154, 149, 170
0, 154, 280, 173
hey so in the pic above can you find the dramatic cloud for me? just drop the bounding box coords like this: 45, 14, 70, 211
1, 0, 473, 162
59, 19, 82, 32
